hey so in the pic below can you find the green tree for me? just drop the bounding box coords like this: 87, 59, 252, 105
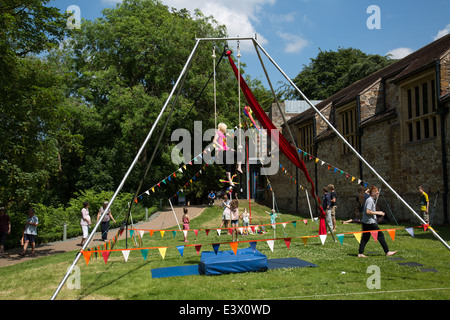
288, 47, 395, 100
0, 0, 70, 207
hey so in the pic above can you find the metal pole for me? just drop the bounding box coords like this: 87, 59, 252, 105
252, 38, 450, 251
169, 198, 182, 231
50, 39, 202, 300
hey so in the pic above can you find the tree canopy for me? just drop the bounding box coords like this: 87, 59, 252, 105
287, 47, 395, 100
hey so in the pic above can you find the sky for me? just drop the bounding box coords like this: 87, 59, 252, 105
54, 0, 450, 90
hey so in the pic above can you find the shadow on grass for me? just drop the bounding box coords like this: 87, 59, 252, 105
78, 262, 148, 300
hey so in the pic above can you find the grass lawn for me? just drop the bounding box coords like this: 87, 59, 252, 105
1, 200, 449, 301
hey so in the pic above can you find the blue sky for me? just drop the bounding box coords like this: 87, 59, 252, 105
54, 0, 450, 88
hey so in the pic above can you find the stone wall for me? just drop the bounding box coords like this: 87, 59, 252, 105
267, 63, 449, 225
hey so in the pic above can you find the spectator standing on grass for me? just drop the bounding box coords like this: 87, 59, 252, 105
97, 201, 116, 242
182, 208, 190, 242
358, 186, 397, 258
219, 194, 231, 232
328, 184, 337, 232
0, 207, 11, 257
322, 187, 332, 232
20, 208, 38, 256
80, 202, 91, 246
230, 200, 240, 242
418, 186, 430, 224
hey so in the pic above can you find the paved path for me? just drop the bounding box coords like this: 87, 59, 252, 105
0, 205, 206, 268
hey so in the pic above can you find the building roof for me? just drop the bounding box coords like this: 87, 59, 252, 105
288, 33, 450, 126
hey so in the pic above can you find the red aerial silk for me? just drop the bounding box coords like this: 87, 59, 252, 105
226, 51, 327, 235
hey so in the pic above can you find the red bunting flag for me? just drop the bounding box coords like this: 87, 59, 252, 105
284, 238, 291, 249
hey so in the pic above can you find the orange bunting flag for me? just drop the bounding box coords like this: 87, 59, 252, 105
388, 229, 396, 241
230, 242, 238, 255
82, 251, 92, 266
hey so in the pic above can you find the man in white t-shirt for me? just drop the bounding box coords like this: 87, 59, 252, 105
21, 208, 39, 256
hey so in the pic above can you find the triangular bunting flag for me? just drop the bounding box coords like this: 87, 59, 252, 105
140, 249, 149, 261
82, 251, 92, 266
354, 233, 362, 243
149, 230, 154, 237
249, 241, 257, 252
301, 237, 308, 246
176, 245, 184, 257
160, 230, 165, 238
266, 240, 275, 252
230, 242, 238, 255
129, 230, 134, 237
370, 231, 379, 242
292, 221, 297, 228
158, 247, 167, 260
183, 230, 188, 239
122, 250, 130, 262
319, 234, 327, 245
217, 229, 221, 236
172, 230, 177, 238
194, 230, 199, 237
212, 243, 220, 255
388, 229, 396, 241
422, 224, 428, 232
284, 238, 291, 249
282, 223, 287, 228
205, 229, 210, 236
337, 234, 344, 245
195, 244, 202, 255
303, 219, 307, 225
139, 230, 145, 238
101, 251, 110, 264
405, 227, 414, 237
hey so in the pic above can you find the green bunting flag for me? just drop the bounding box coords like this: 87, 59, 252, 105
337, 234, 344, 245
140, 249, 149, 261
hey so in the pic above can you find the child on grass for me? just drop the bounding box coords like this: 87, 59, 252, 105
182, 208, 190, 242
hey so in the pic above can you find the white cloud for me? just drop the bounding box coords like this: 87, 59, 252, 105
386, 47, 413, 59
434, 24, 450, 40
277, 31, 308, 54
98, 0, 276, 52
161, 0, 275, 52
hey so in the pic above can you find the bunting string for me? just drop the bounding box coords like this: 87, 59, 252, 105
81, 224, 430, 265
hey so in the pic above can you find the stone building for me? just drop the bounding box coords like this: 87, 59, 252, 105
266, 34, 450, 225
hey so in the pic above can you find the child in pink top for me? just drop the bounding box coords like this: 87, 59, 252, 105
213, 123, 242, 186
182, 208, 190, 242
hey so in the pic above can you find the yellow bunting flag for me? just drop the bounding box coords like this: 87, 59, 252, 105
301, 237, 308, 246
354, 233, 362, 243
160, 231, 165, 238
158, 247, 167, 260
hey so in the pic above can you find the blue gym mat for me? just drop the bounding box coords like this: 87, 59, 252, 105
151, 251, 318, 279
